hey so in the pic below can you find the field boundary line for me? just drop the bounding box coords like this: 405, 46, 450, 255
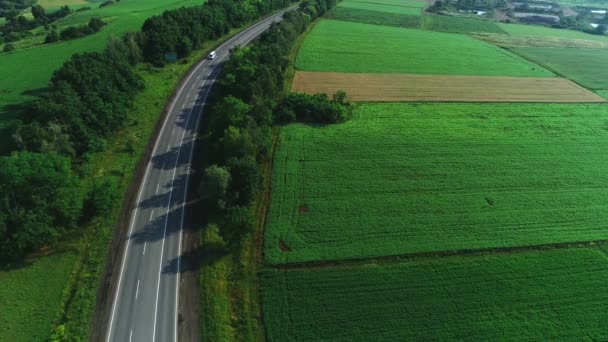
270, 239, 608, 269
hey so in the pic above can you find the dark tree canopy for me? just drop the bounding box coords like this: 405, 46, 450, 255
0, 152, 82, 260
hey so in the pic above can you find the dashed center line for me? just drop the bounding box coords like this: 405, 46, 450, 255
167, 144, 171, 152
149, 210, 154, 222
156, 184, 160, 194
135, 280, 140, 300
129, 329, 132, 342
143, 242, 146, 255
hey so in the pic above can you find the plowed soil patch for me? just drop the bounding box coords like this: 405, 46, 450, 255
292, 71, 606, 103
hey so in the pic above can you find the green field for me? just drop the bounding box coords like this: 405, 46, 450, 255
295, 20, 553, 76
499, 22, 608, 42
262, 248, 608, 341
0, 0, 200, 124
265, 102, 608, 264
513, 47, 608, 89
423, 15, 507, 33
329, 6, 421, 28
0, 253, 77, 341
597, 90, 608, 99
337, 0, 423, 15
347, 0, 427, 7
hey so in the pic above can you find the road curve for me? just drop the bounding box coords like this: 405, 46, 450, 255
105, 7, 296, 342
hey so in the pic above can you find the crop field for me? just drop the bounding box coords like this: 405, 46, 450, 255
329, 6, 421, 28
265, 102, 608, 264
423, 15, 507, 34
471, 32, 608, 49
0, 0, 200, 125
0, 252, 77, 341
295, 20, 553, 77
512, 47, 608, 89
499, 22, 608, 42
292, 71, 605, 102
336, 0, 424, 16
262, 248, 608, 340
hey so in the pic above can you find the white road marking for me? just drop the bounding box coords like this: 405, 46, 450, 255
167, 144, 171, 152
129, 329, 132, 342
135, 280, 140, 300
161, 161, 165, 170
156, 184, 160, 194
149, 210, 154, 222
143, 242, 146, 255
172, 127, 176, 135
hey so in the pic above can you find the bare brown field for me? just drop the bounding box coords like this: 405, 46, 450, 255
292, 71, 606, 103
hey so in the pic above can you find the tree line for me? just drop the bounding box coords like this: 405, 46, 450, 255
0, 0, 313, 260
1, 4, 71, 45
199, 0, 350, 248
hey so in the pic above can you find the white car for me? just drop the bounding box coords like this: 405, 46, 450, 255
208, 51, 217, 60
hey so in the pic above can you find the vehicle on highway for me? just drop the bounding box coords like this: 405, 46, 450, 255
208, 51, 217, 59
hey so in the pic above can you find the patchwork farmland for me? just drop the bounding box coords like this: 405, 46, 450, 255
292, 71, 606, 102
261, 4, 608, 340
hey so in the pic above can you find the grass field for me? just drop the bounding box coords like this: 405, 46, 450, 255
597, 90, 608, 99
265, 102, 608, 264
513, 47, 608, 89
38, 0, 96, 10
292, 71, 605, 102
471, 32, 608, 49
295, 20, 553, 77
337, 0, 423, 15
0, 0, 200, 131
424, 15, 507, 34
499, 22, 608, 42
0, 253, 77, 341
262, 248, 608, 340
347, 0, 427, 7
329, 6, 421, 28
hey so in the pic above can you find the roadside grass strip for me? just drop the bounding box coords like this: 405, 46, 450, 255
292, 71, 605, 102
295, 20, 553, 77
265, 102, 608, 264
262, 248, 608, 340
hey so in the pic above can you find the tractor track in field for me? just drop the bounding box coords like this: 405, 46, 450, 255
271, 238, 608, 270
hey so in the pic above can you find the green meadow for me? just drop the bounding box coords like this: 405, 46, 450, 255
265, 103, 608, 264
499, 22, 608, 42
329, 6, 422, 28
337, 0, 423, 15
0, 0, 200, 124
423, 15, 507, 34
0, 253, 77, 341
513, 47, 608, 89
295, 20, 552, 76
263, 248, 608, 340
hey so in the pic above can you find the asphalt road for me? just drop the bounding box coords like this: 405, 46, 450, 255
105, 8, 296, 342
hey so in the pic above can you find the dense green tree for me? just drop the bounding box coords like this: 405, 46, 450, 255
220, 206, 254, 246
199, 165, 231, 209
0, 152, 81, 259
227, 157, 262, 206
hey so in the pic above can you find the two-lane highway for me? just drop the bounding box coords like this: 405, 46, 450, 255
105, 7, 296, 342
